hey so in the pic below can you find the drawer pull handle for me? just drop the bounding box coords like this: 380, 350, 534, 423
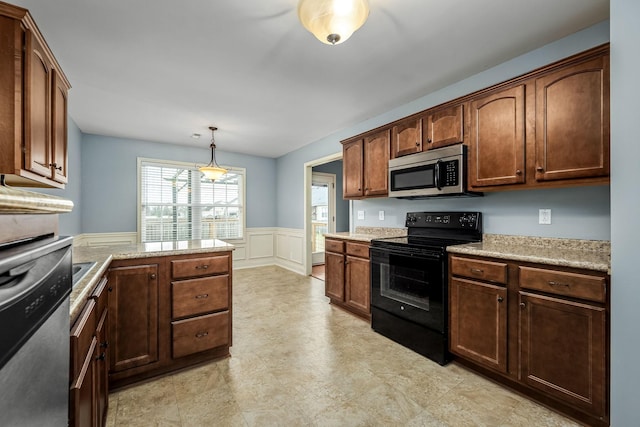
195, 331, 209, 338
195, 265, 209, 270
470, 268, 484, 274
549, 281, 570, 287
195, 294, 209, 299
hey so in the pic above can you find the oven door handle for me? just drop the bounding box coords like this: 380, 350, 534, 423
435, 160, 442, 190
370, 248, 444, 261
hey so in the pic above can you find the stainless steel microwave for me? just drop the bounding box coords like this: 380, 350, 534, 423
388, 145, 481, 199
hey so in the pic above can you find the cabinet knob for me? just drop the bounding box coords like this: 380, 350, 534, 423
497, 296, 504, 303
416, 141, 421, 146
49, 163, 63, 171
100, 341, 108, 349
427, 139, 432, 144
520, 302, 526, 309
150, 273, 157, 280
515, 169, 522, 175
536, 166, 544, 172
95, 352, 106, 361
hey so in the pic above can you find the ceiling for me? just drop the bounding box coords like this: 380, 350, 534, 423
12, 0, 609, 158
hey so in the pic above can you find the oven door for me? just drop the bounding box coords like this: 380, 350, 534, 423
370, 246, 447, 332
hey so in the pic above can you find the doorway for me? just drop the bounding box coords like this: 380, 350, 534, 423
311, 172, 335, 266
303, 152, 346, 276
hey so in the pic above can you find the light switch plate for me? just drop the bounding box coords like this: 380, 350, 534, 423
378, 210, 385, 220
539, 209, 551, 225
357, 210, 365, 220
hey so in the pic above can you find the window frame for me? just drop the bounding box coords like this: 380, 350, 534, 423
136, 157, 246, 244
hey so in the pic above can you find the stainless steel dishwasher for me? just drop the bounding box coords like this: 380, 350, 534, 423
0, 235, 73, 427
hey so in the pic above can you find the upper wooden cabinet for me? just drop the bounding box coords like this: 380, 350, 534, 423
342, 128, 390, 199
391, 117, 423, 158
424, 104, 464, 150
0, 3, 71, 188
469, 85, 526, 187
391, 104, 465, 158
534, 55, 609, 182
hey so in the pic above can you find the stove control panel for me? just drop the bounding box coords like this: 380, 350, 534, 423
405, 212, 481, 230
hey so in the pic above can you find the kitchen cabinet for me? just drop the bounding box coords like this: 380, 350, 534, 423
534, 55, 609, 182
469, 84, 526, 188
170, 254, 231, 359
70, 275, 109, 427
107, 251, 232, 389
449, 257, 509, 373
342, 128, 390, 199
108, 263, 159, 374
424, 104, 464, 150
391, 116, 423, 158
70, 299, 97, 427
390, 104, 465, 158
324, 238, 370, 319
449, 253, 609, 426
0, 3, 71, 188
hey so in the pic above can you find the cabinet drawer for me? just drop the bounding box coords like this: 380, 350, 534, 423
451, 256, 508, 284
90, 276, 109, 317
70, 299, 97, 375
172, 311, 229, 359
172, 275, 229, 319
519, 266, 606, 303
325, 239, 344, 253
171, 254, 229, 279
346, 242, 369, 258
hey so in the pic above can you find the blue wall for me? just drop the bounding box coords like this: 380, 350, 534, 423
610, 0, 640, 425
36, 117, 83, 236
80, 134, 277, 233
275, 21, 611, 241
313, 160, 349, 232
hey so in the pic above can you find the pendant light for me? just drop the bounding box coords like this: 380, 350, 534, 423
199, 126, 227, 181
298, 0, 370, 45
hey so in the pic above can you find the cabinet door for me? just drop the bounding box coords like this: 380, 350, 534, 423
24, 30, 52, 179
345, 255, 370, 315
95, 309, 109, 427
470, 85, 526, 187
325, 251, 345, 301
70, 338, 97, 427
342, 139, 364, 198
363, 129, 389, 197
51, 70, 68, 184
450, 277, 508, 373
391, 117, 422, 158
519, 292, 606, 417
535, 56, 609, 181
424, 104, 464, 150
108, 264, 159, 373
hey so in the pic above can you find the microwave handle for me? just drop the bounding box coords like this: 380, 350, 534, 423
435, 160, 442, 190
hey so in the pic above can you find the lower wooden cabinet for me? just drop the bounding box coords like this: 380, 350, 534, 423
108, 263, 159, 374
324, 238, 371, 319
449, 254, 609, 426
107, 251, 232, 389
70, 276, 109, 427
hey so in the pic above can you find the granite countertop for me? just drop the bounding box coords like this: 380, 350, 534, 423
324, 226, 407, 243
447, 234, 610, 273
70, 239, 234, 323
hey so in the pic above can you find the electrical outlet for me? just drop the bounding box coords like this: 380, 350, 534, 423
539, 209, 551, 225
378, 210, 385, 220
357, 210, 365, 220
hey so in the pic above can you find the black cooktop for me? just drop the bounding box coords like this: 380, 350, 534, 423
371, 211, 483, 250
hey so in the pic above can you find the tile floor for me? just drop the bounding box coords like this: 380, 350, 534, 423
106, 266, 580, 427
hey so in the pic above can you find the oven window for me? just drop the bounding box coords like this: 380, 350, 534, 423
380, 253, 442, 311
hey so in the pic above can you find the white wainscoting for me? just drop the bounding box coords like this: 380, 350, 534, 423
72, 228, 307, 275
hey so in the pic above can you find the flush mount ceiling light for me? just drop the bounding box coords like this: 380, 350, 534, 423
298, 0, 370, 45
199, 126, 227, 181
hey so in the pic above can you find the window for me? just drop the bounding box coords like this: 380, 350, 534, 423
138, 158, 245, 242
